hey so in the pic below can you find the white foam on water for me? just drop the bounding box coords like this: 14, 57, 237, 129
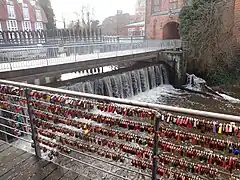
185, 74, 206, 91
217, 92, 240, 104
129, 85, 185, 103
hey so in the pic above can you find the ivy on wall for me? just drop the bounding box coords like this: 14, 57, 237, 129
178, 0, 238, 85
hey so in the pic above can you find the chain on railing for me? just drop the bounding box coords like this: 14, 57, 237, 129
0, 79, 240, 180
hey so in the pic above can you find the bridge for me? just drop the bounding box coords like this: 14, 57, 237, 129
0, 40, 186, 87
0, 79, 240, 180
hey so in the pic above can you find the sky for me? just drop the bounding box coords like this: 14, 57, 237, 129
51, 0, 137, 28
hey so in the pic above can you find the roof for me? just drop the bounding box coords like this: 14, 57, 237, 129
126, 21, 145, 27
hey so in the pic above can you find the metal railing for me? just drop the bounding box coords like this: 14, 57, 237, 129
0, 40, 182, 72
1, 79, 239, 180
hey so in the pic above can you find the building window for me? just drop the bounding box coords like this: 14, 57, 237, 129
0, 23, 3, 41
36, 10, 42, 21
6, 0, 13, 5
7, 5, 16, 19
169, 0, 178, 10
30, 0, 36, 6
23, 4, 30, 20
35, 22, 43, 30
128, 28, 136, 36
6, 20, 18, 31
152, 0, 161, 13
22, 21, 32, 31
139, 27, 145, 36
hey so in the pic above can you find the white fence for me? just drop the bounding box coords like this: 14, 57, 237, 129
0, 40, 182, 71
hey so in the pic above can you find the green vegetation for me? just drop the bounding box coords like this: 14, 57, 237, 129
179, 0, 239, 86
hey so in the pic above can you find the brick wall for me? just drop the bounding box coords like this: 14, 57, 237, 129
146, 0, 183, 39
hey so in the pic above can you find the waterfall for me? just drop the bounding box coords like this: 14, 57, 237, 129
65, 64, 169, 98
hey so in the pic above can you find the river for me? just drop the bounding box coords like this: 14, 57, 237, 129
64, 65, 240, 116
130, 84, 240, 116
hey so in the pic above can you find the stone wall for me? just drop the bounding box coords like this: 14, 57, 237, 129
234, 0, 240, 43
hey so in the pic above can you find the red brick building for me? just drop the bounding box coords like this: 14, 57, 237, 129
125, 21, 145, 37
146, 0, 184, 40
0, 0, 48, 32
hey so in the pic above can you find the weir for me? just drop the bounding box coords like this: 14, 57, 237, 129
65, 64, 169, 98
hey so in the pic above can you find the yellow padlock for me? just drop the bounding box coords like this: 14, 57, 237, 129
84, 129, 89, 135
46, 94, 51, 102
218, 124, 222, 134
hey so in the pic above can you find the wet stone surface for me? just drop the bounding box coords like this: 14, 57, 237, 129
0, 140, 86, 180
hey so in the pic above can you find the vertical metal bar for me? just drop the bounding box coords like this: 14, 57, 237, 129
25, 88, 41, 158
8, 52, 13, 71
74, 46, 77, 62
0, 110, 8, 142
152, 115, 160, 180
131, 41, 133, 55
116, 43, 118, 57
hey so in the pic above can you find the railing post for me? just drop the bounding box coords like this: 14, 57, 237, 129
74, 46, 77, 62
152, 115, 160, 180
8, 52, 13, 71
25, 88, 41, 158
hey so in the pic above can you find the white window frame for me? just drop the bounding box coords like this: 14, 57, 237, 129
153, 0, 160, 5
17, 0, 23, 3
169, 0, 178, 10
6, 0, 14, 5
128, 27, 136, 36
139, 27, 145, 36
35, 22, 43, 30
23, 4, 30, 20
22, 21, 32, 31
36, 9, 42, 21
0, 23, 3, 40
152, 0, 161, 13
7, 5, 16, 19
6, 20, 18, 31
30, 0, 36, 6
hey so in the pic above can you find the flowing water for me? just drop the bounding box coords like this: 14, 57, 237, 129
65, 65, 240, 116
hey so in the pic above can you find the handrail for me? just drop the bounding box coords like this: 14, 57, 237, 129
1, 79, 240, 180
0, 40, 182, 51
0, 79, 239, 122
